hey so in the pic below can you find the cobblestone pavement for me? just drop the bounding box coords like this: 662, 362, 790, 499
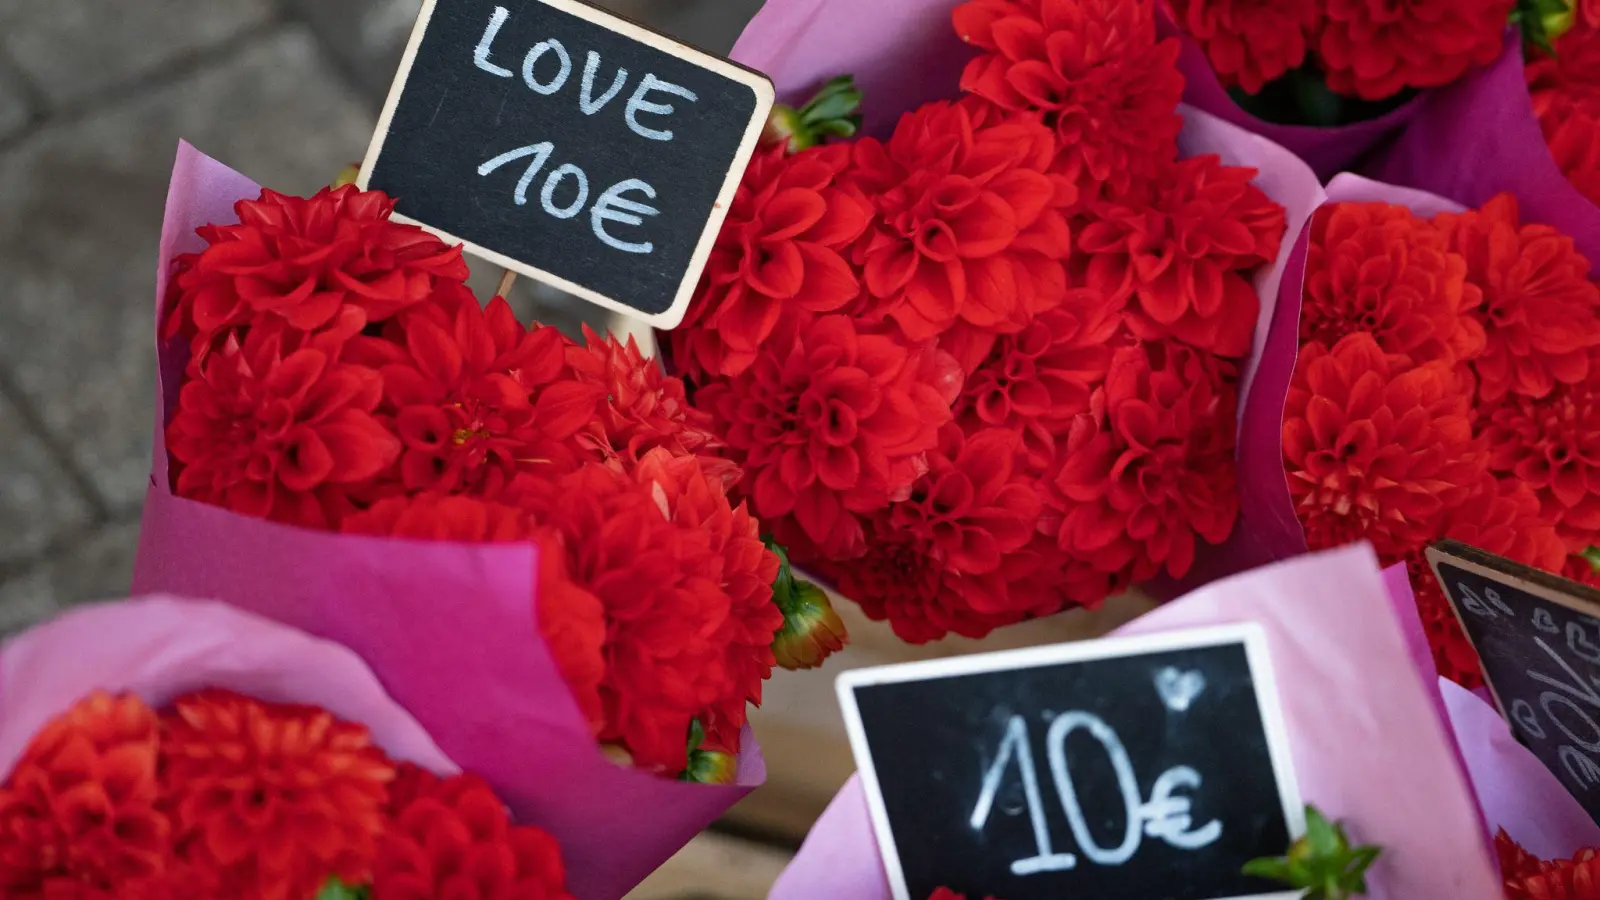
0, 0, 765, 630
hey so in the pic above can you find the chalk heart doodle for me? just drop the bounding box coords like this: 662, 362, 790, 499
1459, 582, 1515, 619
970, 713, 1222, 878
1534, 607, 1560, 634
1155, 667, 1206, 713
1569, 622, 1600, 664
1512, 698, 1547, 740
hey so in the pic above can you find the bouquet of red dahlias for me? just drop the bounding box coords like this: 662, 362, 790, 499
0, 596, 575, 900
1160, 0, 1526, 177
665, 0, 1321, 644
132, 144, 842, 899
1217, 171, 1600, 691
1373, 7, 1600, 270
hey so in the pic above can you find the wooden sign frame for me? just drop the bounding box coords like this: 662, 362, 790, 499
356, 0, 775, 329
837, 623, 1305, 900
1426, 539, 1600, 720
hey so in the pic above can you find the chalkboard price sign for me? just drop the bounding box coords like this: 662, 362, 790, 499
1427, 540, 1600, 825
358, 0, 774, 328
838, 625, 1304, 900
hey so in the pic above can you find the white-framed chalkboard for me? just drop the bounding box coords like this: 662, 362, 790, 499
1427, 540, 1600, 824
357, 0, 774, 329
838, 624, 1304, 900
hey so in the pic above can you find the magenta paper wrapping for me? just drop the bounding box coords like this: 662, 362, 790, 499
130, 143, 763, 900
730, 0, 1326, 600
1442, 678, 1600, 861
768, 544, 1502, 900
1173, 174, 1469, 594
1372, 31, 1600, 267
1155, 17, 1422, 182
0, 596, 456, 780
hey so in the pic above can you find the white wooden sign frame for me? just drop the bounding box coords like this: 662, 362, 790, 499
837, 623, 1306, 900
357, 0, 775, 330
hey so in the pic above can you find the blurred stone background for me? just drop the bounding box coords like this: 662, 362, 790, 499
0, 0, 762, 629
0, 2, 789, 892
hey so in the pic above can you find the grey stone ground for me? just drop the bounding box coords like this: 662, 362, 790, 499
0, 0, 765, 630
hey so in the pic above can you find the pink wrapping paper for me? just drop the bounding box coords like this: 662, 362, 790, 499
1172, 173, 1468, 592
0, 596, 456, 781
769, 545, 1503, 900
730, 0, 1325, 601
131, 143, 763, 900
1372, 31, 1600, 267
1443, 678, 1600, 862
1156, 16, 1423, 182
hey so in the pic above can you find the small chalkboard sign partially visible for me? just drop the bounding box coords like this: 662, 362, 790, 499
358, 0, 774, 328
1427, 540, 1600, 825
838, 625, 1304, 900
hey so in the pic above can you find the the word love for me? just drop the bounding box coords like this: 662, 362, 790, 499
970, 713, 1222, 877
472, 5, 697, 254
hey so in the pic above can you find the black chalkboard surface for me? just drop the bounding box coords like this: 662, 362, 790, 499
358, 0, 773, 328
1427, 540, 1600, 825
838, 625, 1303, 900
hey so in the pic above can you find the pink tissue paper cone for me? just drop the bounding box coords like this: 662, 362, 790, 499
0, 596, 457, 782
769, 544, 1502, 900
730, 0, 1325, 601
1442, 678, 1600, 861
1155, 14, 1423, 182
1175, 174, 1471, 592
131, 142, 763, 900
1372, 31, 1600, 267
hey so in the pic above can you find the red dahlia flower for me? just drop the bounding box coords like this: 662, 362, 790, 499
166, 319, 400, 528
1166, 0, 1323, 94
697, 315, 956, 560
374, 765, 573, 900
1481, 359, 1600, 552
1570, 554, 1600, 587
1300, 202, 1485, 368
160, 689, 395, 900
823, 513, 1062, 643
848, 98, 1073, 341
1404, 477, 1565, 688
953, 0, 1184, 200
346, 296, 598, 498
949, 289, 1124, 471
513, 461, 737, 775
163, 185, 468, 347
340, 494, 608, 738
1045, 340, 1240, 583
928, 890, 1007, 900
566, 325, 726, 476
630, 449, 783, 750
1078, 154, 1286, 358
1435, 194, 1600, 403
1529, 24, 1600, 208
1498, 829, 1600, 899
673, 143, 871, 379
0, 692, 171, 897
888, 426, 1042, 577
1318, 0, 1514, 100
1283, 334, 1485, 559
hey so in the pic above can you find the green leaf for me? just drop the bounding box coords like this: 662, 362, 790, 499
1241, 858, 1294, 881
1243, 805, 1382, 900
315, 877, 369, 900
1515, 0, 1574, 53
1580, 545, 1600, 573
1304, 806, 1342, 857
763, 74, 864, 152
685, 718, 706, 759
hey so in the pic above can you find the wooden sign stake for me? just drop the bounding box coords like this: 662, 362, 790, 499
495, 269, 518, 300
